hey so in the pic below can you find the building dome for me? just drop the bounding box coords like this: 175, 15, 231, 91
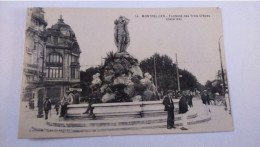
50, 15, 76, 39
46, 15, 81, 54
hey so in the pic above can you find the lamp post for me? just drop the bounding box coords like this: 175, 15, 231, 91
36, 41, 46, 118
153, 54, 158, 93
218, 35, 226, 94
176, 53, 180, 92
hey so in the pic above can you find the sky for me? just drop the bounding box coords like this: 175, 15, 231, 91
44, 8, 227, 85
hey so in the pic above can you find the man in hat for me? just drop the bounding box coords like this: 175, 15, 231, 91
224, 89, 231, 114
201, 90, 207, 105
60, 90, 73, 117
187, 90, 193, 108
163, 90, 176, 129
83, 86, 102, 116
179, 91, 189, 130
43, 97, 51, 120
201, 90, 211, 115
54, 101, 60, 115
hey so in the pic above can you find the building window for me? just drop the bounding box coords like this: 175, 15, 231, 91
71, 55, 78, 63
53, 37, 58, 45
25, 87, 34, 101
71, 67, 75, 79
26, 75, 31, 82
34, 42, 37, 50
46, 52, 63, 78
71, 67, 79, 79
47, 37, 51, 43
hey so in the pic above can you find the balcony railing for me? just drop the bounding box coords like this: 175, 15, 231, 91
70, 62, 80, 66
40, 51, 44, 57
24, 68, 38, 75
45, 77, 80, 82
26, 64, 38, 69
45, 77, 66, 81
46, 62, 63, 67
26, 47, 33, 54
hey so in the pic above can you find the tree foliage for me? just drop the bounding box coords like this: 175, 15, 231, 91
139, 53, 200, 93
80, 53, 202, 96
204, 69, 227, 95
104, 51, 116, 66
80, 66, 102, 97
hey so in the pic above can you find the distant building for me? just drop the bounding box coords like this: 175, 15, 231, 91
22, 8, 81, 103
44, 15, 81, 103
22, 8, 47, 101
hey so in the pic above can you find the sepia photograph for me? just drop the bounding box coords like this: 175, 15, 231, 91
18, 7, 233, 139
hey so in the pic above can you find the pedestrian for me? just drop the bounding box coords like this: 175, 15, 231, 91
201, 90, 211, 115
206, 92, 211, 105
179, 91, 189, 130
224, 89, 231, 114
54, 101, 60, 115
187, 91, 193, 108
83, 86, 102, 116
29, 98, 35, 110
60, 90, 73, 117
43, 97, 51, 120
163, 90, 176, 129
201, 90, 207, 105
83, 95, 94, 115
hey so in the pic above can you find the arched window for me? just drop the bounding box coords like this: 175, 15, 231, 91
70, 55, 79, 79
71, 55, 78, 63
71, 42, 80, 54
46, 52, 63, 78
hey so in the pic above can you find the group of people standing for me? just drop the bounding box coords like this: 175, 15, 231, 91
43, 90, 80, 120
163, 90, 194, 130
200, 89, 231, 115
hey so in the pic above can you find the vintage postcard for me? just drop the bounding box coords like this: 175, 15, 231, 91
18, 7, 233, 139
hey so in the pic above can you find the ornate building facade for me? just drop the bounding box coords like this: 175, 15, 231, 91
44, 16, 81, 103
22, 8, 81, 103
22, 8, 47, 101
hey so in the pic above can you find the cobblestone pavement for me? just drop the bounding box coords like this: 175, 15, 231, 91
18, 98, 233, 138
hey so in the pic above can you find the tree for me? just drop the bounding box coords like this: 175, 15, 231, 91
205, 80, 212, 90
80, 66, 102, 97
205, 69, 227, 95
211, 80, 223, 94
179, 69, 199, 91
140, 53, 200, 92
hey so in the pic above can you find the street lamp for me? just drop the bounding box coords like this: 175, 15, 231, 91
218, 35, 226, 94
35, 41, 46, 118
175, 53, 181, 92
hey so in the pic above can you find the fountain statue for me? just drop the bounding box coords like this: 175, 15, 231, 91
92, 16, 157, 103
114, 16, 130, 53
